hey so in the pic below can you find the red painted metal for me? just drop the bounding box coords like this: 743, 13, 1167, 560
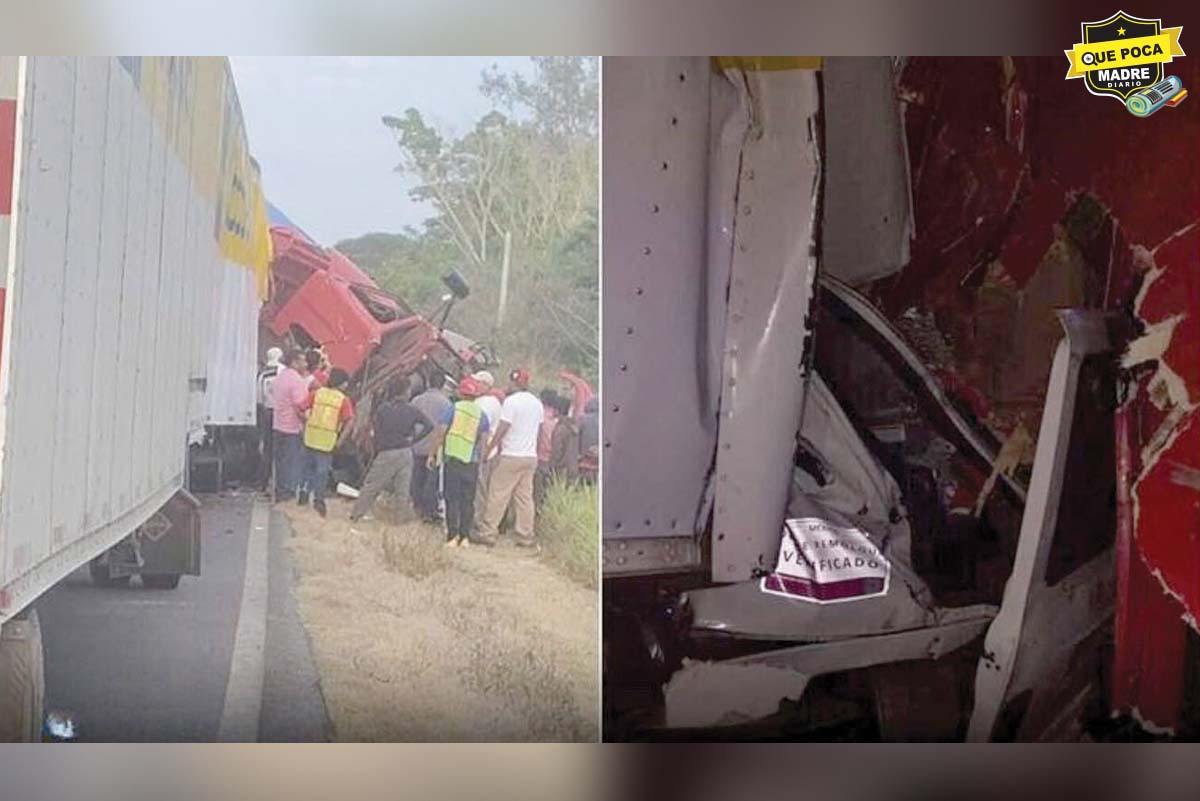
1113, 405, 1188, 731
263, 225, 415, 377
0, 98, 15, 215
877, 56, 1200, 729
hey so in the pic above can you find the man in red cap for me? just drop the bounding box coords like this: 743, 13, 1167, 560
479, 366, 545, 548
424, 375, 491, 547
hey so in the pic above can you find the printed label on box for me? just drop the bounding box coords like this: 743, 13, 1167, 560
760, 516, 890, 603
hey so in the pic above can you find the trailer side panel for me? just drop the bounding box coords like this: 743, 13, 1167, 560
0, 57, 269, 620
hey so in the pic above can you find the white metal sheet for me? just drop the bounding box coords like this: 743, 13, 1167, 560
0, 57, 261, 619
206, 262, 259, 425
53, 57, 108, 546
3, 56, 76, 581
710, 65, 822, 581
822, 57, 913, 286
601, 57, 720, 542
85, 59, 132, 531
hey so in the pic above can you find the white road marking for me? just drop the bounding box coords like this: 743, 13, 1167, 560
217, 499, 270, 742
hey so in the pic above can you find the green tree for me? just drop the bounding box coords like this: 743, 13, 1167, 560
362, 57, 598, 383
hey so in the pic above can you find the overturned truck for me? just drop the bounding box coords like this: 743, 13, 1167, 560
257, 219, 491, 484
602, 57, 1198, 741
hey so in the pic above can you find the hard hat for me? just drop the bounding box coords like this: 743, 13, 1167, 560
266, 347, 283, 366
509, 367, 532, 388
458, 376, 483, 398
471, 370, 495, 388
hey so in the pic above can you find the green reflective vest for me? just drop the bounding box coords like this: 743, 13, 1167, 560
444, 400, 483, 463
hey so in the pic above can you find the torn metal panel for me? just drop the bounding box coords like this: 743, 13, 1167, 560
688, 374, 933, 640
1112, 220, 1200, 730
665, 609, 994, 729
851, 56, 1200, 731
792, 373, 909, 530
822, 57, 913, 286
689, 497, 934, 641
967, 311, 1116, 741
710, 63, 822, 582
664, 660, 810, 729
825, 276, 1024, 504
600, 57, 719, 545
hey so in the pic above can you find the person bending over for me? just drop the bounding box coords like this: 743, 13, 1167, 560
350, 375, 433, 523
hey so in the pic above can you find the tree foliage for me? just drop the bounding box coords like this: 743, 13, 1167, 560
349, 57, 598, 383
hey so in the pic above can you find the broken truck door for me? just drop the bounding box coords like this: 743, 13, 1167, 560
603, 56, 1136, 741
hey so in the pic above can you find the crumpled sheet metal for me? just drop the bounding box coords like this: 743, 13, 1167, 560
869, 56, 1200, 730
709, 63, 823, 582
1123, 228, 1200, 626
689, 375, 936, 640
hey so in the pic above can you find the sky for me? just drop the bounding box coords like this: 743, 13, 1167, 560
230, 56, 533, 245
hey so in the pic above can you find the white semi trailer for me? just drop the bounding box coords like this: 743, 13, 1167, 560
0, 57, 270, 741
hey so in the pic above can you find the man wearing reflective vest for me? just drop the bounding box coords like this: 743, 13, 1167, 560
298, 368, 355, 518
425, 375, 491, 547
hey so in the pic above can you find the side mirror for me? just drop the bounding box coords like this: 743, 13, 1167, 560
442, 269, 470, 300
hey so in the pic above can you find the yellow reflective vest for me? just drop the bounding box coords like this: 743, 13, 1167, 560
444, 400, 483, 464
303, 387, 346, 452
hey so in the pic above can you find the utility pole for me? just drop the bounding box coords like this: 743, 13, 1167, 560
496, 229, 512, 327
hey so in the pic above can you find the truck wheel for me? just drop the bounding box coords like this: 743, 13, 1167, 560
88, 557, 130, 588
141, 573, 182, 590
0, 608, 45, 742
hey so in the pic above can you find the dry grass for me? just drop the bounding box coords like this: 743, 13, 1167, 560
535, 477, 598, 589
282, 499, 598, 741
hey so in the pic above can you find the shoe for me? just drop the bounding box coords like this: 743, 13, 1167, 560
458, 537, 471, 549
467, 536, 496, 548
348, 514, 360, 523
515, 539, 541, 552
298, 490, 309, 507
444, 538, 459, 548
314, 499, 327, 518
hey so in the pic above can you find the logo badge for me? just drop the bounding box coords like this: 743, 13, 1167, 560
140, 512, 173, 542
1065, 10, 1187, 116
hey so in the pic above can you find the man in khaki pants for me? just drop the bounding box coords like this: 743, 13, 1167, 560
478, 367, 544, 548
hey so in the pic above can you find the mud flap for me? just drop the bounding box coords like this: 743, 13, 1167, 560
138, 489, 202, 579
0, 608, 45, 742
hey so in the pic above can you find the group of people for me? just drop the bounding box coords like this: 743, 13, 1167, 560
257, 349, 598, 549
358, 366, 551, 548
257, 346, 354, 517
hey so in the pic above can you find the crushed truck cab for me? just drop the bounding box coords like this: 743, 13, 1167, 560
603, 57, 1143, 741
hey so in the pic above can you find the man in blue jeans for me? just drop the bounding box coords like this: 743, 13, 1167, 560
271, 348, 310, 503
298, 368, 354, 517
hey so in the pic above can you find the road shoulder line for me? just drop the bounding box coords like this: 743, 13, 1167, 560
217, 497, 270, 742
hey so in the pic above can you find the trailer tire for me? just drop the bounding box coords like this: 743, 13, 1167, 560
88, 556, 130, 588
0, 608, 45, 742
141, 573, 182, 590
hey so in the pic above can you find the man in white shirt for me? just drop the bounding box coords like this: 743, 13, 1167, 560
471, 370, 503, 520
472, 371, 503, 430
256, 347, 283, 492
478, 367, 544, 547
